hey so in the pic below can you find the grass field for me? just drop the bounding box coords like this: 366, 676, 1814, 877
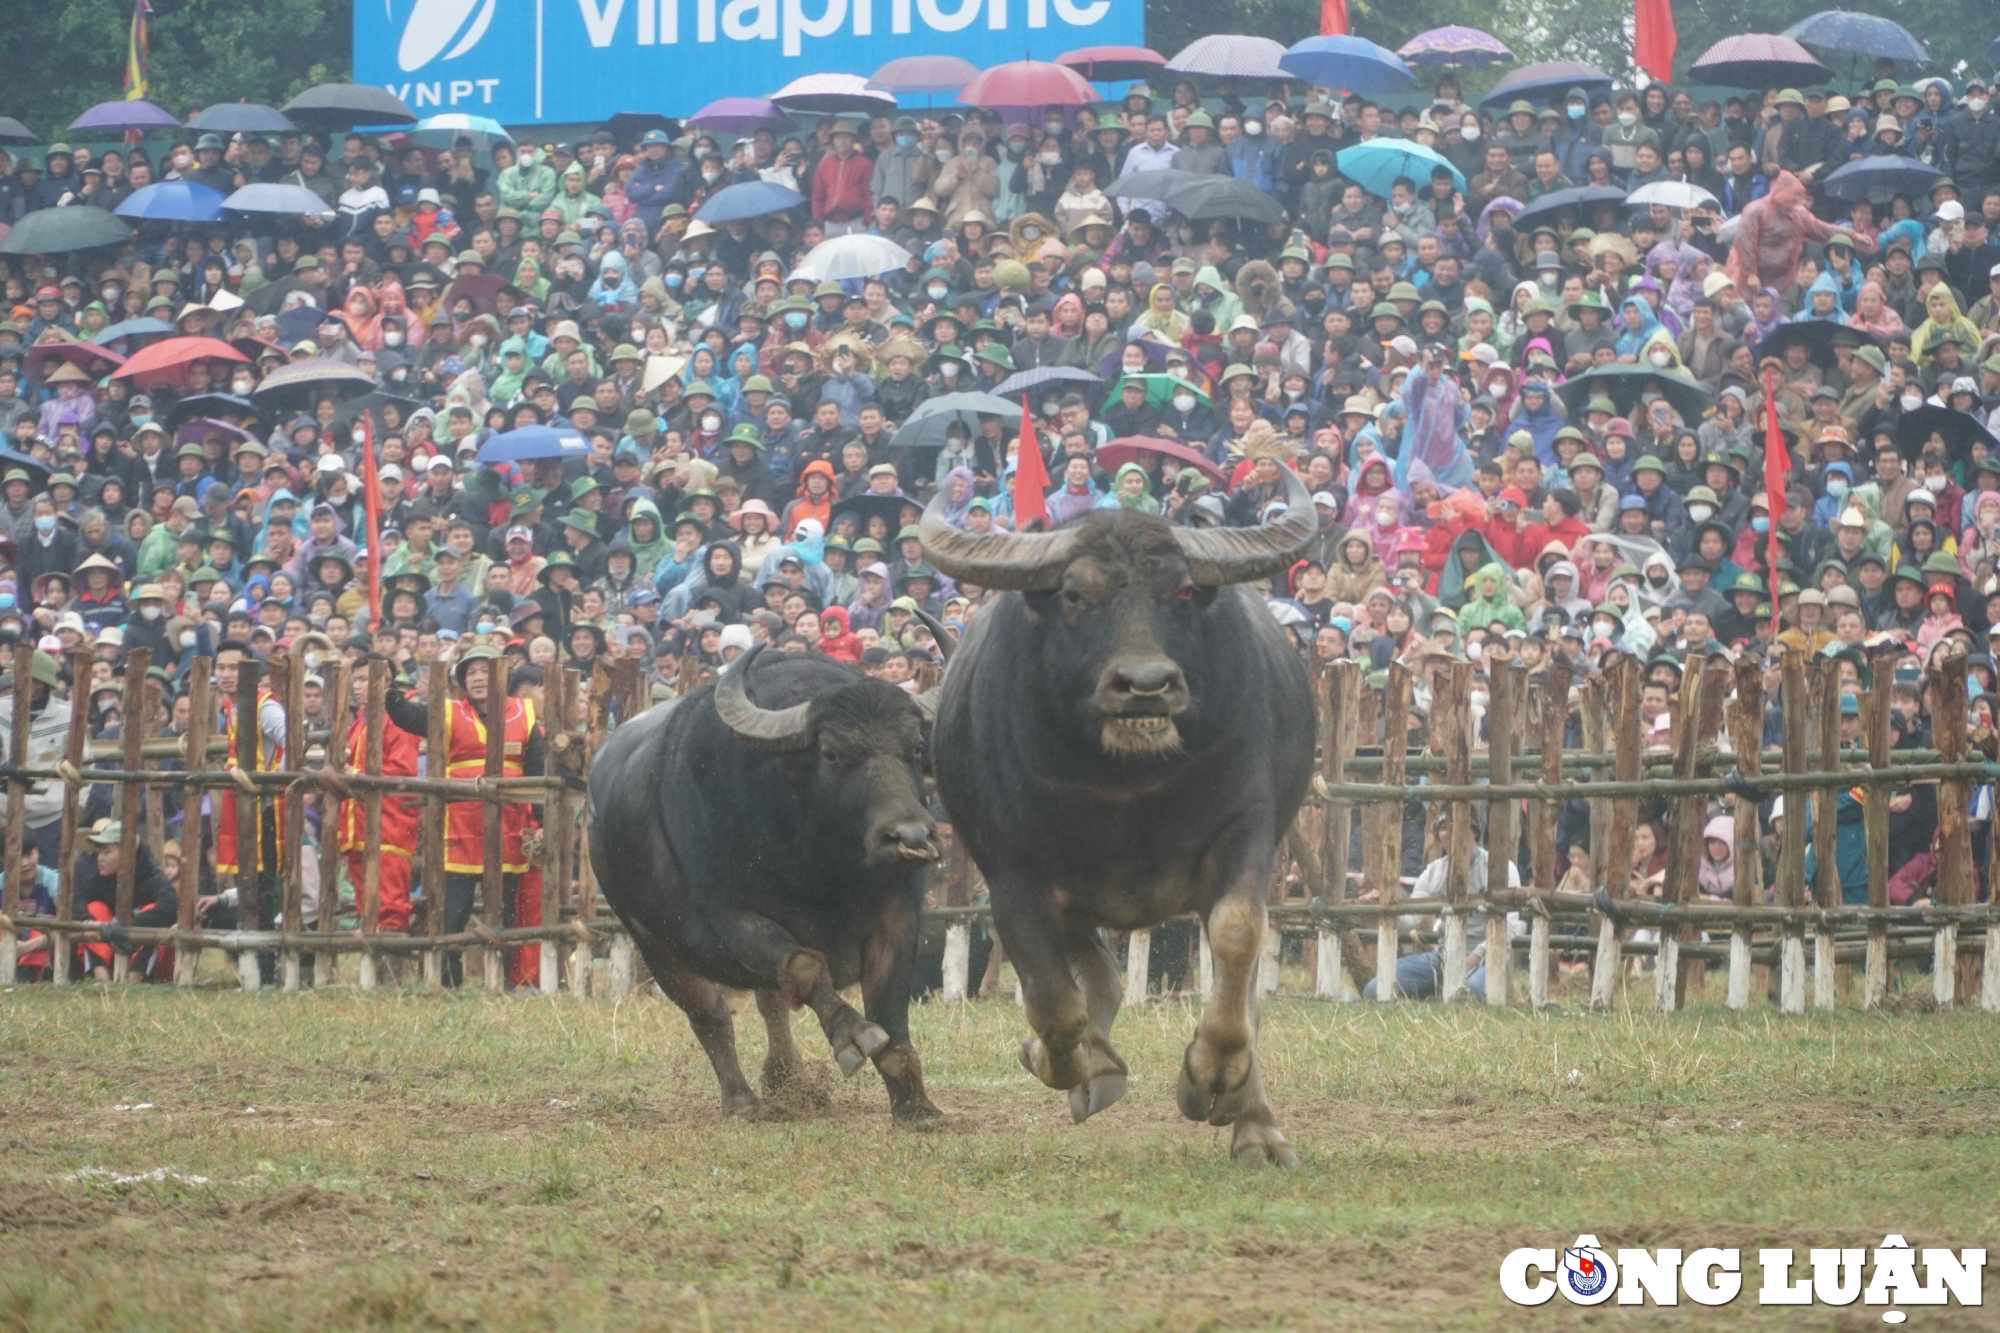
2, 977, 1997, 1330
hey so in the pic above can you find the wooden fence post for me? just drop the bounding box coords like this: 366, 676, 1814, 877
317, 662, 354, 986
278, 656, 308, 991
538, 666, 568, 997
231, 650, 262, 992
1776, 651, 1809, 1014
1656, 653, 1710, 1013
1592, 657, 1640, 1011
1483, 660, 1520, 1007
1811, 660, 1842, 1010
1373, 664, 1411, 1001
1862, 653, 1895, 1008
50, 648, 92, 986
174, 662, 211, 987
1535, 662, 1570, 1011
1317, 661, 1359, 1000
481, 663, 508, 993
421, 661, 448, 988
1931, 655, 1971, 1009
1726, 657, 1765, 1011
0, 644, 32, 984
358, 662, 388, 990
115, 648, 152, 985
565, 666, 595, 997
1437, 661, 1473, 1002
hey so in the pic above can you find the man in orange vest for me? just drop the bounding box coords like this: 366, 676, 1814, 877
384, 644, 544, 987
337, 654, 423, 934
212, 640, 287, 986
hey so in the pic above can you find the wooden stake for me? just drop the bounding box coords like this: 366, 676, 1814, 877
1483, 661, 1519, 1006
1727, 658, 1764, 1011
0, 645, 32, 984
50, 649, 91, 986
1862, 652, 1895, 1008
317, 662, 354, 986
421, 660, 449, 988
1931, 655, 1972, 1009
1811, 660, 1841, 1010
358, 662, 388, 990
1775, 652, 1809, 1014
1373, 664, 1410, 1001
114, 648, 152, 985
1592, 657, 1640, 1010
278, 656, 307, 991
230, 650, 260, 992
174, 662, 211, 987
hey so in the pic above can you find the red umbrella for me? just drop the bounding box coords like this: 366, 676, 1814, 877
25, 340, 127, 382
1057, 46, 1167, 83
958, 60, 1097, 111
109, 336, 248, 391
1096, 435, 1226, 488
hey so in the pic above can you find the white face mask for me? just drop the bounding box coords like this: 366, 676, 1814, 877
140, 604, 162, 621
939, 362, 960, 380
1688, 503, 1714, 521
1968, 97, 1990, 115
1460, 124, 1481, 142
936, 148, 954, 163
1244, 122, 1263, 138
1902, 392, 1924, 411
178, 630, 196, 649
701, 414, 721, 431
384, 331, 403, 347
1925, 474, 1948, 493
468, 333, 488, 348
1172, 393, 1196, 413
232, 377, 254, 394
1038, 151, 1060, 165
1648, 349, 1672, 367
1618, 112, 1638, 128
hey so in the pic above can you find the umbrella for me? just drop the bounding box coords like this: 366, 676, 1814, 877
175, 418, 258, 449
407, 114, 513, 150
187, 103, 298, 135
1396, 26, 1513, 68
1106, 373, 1210, 410
695, 180, 806, 224
253, 358, 376, 407
1095, 338, 1188, 380
93, 317, 176, 345
1625, 180, 1718, 211
475, 424, 591, 466
1555, 364, 1712, 422
282, 84, 418, 130
110, 336, 248, 391
1278, 36, 1414, 96
1056, 46, 1167, 84
1756, 320, 1878, 369
1106, 167, 1200, 201
1512, 184, 1630, 230
993, 365, 1102, 399
1171, 175, 1286, 224
892, 392, 1019, 449
222, 183, 335, 216
958, 60, 1096, 111
0, 118, 35, 146
1096, 435, 1226, 487
792, 234, 913, 282
1783, 11, 1928, 63
688, 97, 797, 135
0, 206, 130, 254
0, 449, 51, 490
867, 56, 981, 97
333, 390, 427, 431
1481, 61, 1613, 109
1897, 406, 1999, 465
25, 341, 126, 380
1822, 155, 1946, 204
68, 99, 178, 134
770, 73, 897, 116
1164, 35, 1290, 81
114, 180, 227, 223
1336, 140, 1466, 198
828, 493, 917, 536
164, 393, 263, 430
598, 112, 681, 146
1688, 35, 1831, 89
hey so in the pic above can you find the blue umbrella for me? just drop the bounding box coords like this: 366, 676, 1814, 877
476, 424, 591, 465
1336, 140, 1465, 198
1822, 154, 1946, 204
69, 99, 178, 134
1783, 11, 1928, 63
115, 180, 227, 224
93, 317, 176, 345
1278, 36, 1414, 95
694, 180, 806, 224
224, 183, 335, 216
1481, 61, 1613, 109
187, 103, 297, 135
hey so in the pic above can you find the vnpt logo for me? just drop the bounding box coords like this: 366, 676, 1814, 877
394, 0, 499, 72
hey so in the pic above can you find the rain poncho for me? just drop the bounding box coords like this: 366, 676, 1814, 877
1456, 562, 1525, 632
1392, 366, 1471, 492
1726, 170, 1855, 294
1097, 461, 1161, 514
1612, 295, 1663, 360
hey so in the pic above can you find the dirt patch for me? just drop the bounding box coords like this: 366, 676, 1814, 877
750, 1066, 836, 1121
232, 1183, 355, 1223
0, 1187, 108, 1232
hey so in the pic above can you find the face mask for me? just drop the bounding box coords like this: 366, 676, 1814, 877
895, 134, 915, 149
1568, 105, 1586, 120
1245, 122, 1263, 138
476, 621, 495, 635
702, 168, 721, 184
33, 514, 55, 534
939, 362, 960, 380
1021, 226, 1040, 240
468, 334, 488, 348
1926, 474, 1948, 492
1969, 98, 1990, 115
1648, 349, 1672, 367
1044, 120, 1065, 135
1460, 124, 1481, 142
1827, 478, 1848, 497
785, 312, 807, 330
141, 603, 162, 621
383, 331, 403, 347
1617, 112, 1637, 128
701, 414, 721, 431
232, 377, 255, 394
964, 146, 979, 159
1173, 392, 1196, 413
688, 266, 706, 284
936, 148, 954, 163
1902, 392, 1923, 411
1751, 516, 1770, 534
1688, 503, 1714, 522
519, 150, 537, 166
1041, 400, 1060, 417
179, 630, 196, 649
927, 284, 948, 300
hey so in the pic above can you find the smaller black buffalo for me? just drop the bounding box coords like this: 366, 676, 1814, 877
588, 646, 942, 1121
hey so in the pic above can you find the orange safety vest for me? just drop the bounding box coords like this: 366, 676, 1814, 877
336, 712, 424, 857
443, 695, 537, 875
215, 688, 285, 876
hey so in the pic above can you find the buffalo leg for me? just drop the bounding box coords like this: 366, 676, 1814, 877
642, 943, 760, 1118
1178, 870, 1297, 1168
696, 907, 890, 1078
991, 880, 1093, 1097
1061, 926, 1129, 1123
860, 902, 943, 1123
752, 988, 807, 1094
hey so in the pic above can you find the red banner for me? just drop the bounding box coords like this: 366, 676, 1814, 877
1634, 0, 1677, 84
1012, 395, 1050, 533
1319, 0, 1348, 37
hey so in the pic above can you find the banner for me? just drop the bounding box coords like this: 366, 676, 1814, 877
355, 0, 1145, 126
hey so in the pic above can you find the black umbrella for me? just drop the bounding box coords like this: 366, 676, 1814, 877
187, 103, 298, 135
1756, 321, 1878, 370
1171, 174, 1286, 224
1511, 185, 1629, 231
1555, 363, 1713, 423
599, 112, 680, 147
1897, 406, 1999, 465
281, 84, 418, 130
829, 493, 920, 539
252, 357, 375, 409
333, 389, 427, 432
0, 206, 131, 254
0, 448, 52, 490
0, 118, 35, 146
165, 392, 263, 431
992, 364, 1101, 399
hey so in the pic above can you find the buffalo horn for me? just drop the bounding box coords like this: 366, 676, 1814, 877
909, 607, 957, 664
1172, 464, 1317, 586
714, 645, 815, 751
918, 488, 1078, 591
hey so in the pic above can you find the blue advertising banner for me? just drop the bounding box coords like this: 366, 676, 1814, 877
354, 0, 1145, 126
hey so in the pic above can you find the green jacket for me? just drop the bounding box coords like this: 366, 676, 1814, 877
496, 161, 558, 214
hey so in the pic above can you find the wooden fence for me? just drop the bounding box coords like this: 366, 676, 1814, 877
3, 643, 1997, 1013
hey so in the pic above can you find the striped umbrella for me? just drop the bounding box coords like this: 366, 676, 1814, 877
1396, 26, 1513, 68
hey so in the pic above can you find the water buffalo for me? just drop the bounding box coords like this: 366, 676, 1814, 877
922, 468, 1316, 1166
588, 646, 943, 1122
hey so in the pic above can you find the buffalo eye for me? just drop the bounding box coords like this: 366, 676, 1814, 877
1063, 587, 1083, 606
1173, 581, 1195, 603
820, 744, 840, 764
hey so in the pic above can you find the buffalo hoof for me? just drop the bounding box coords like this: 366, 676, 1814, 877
892, 1096, 944, 1125
1016, 1036, 1088, 1092
832, 1021, 891, 1077
1067, 1068, 1128, 1124
1175, 1039, 1253, 1126
1230, 1117, 1299, 1170
720, 1089, 763, 1118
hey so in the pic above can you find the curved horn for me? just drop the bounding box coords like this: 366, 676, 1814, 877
713, 645, 815, 751
1172, 464, 1317, 586
909, 607, 957, 665
919, 486, 1078, 591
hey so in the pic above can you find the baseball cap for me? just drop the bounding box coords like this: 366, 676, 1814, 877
506, 524, 533, 543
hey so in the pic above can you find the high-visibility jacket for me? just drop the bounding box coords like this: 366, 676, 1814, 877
215, 689, 284, 876
336, 713, 423, 857
443, 696, 537, 874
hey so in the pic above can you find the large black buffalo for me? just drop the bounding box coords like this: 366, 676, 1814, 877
588, 646, 943, 1122
923, 468, 1316, 1166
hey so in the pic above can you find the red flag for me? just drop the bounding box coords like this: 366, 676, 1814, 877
1633, 0, 1676, 84
360, 412, 384, 630
1011, 395, 1050, 533
1761, 366, 1790, 638
1318, 0, 1348, 37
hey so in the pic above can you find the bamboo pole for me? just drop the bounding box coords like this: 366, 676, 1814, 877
1533, 662, 1570, 1011
231, 651, 262, 993
1862, 658, 1894, 1008
173, 662, 211, 988
141, 678, 165, 863
565, 666, 594, 997
1776, 652, 1809, 1013
358, 662, 388, 991
1592, 656, 1641, 1011
50, 648, 91, 986
1811, 659, 1842, 1010
421, 660, 449, 988
1727, 657, 1765, 1011
0, 644, 31, 984
279, 656, 308, 991
316, 662, 353, 986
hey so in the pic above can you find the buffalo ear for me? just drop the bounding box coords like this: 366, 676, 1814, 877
1021, 588, 1058, 618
